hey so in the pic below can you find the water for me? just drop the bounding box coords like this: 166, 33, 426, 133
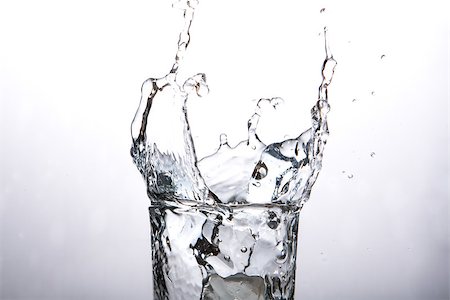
150, 203, 299, 299
131, 1, 336, 299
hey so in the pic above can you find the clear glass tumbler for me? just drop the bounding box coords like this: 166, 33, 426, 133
149, 201, 300, 300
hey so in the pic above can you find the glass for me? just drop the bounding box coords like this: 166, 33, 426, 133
149, 202, 300, 299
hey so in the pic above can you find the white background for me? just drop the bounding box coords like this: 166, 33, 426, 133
0, 0, 448, 299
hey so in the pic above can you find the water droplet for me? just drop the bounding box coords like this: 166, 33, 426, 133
320, 8, 326, 13
371, 91, 375, 96
381, 54, 386, 59
347, 174, 354, 179
370, 152, 376, 158
241, 247, 248, 253
224, 255, 230, 261
352, 98, 357, 102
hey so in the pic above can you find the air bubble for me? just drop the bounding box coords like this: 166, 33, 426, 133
276, 249, 287, 264
252, 161, 268, 180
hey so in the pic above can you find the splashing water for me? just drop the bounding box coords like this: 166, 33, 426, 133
131, 3, 337, 208
131, 1, 336, 299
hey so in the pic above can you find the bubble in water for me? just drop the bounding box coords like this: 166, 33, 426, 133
370, 152, 376, 158
252, 161, 268, 180
347, 174, 354, 179
320, 8, 326, 13
381, 54, 386, 59
371, 91, 376, 96
352, 98, 357, 102
241, 247, 248, 253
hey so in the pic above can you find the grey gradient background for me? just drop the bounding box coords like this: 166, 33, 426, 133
0, 0, 448, 299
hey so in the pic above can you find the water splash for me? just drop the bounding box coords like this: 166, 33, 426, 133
132, 2, 337, 298
130, 2, 215, 204
131, 2, 336, 208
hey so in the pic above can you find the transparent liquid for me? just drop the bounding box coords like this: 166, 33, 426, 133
130, 1, 336, 299
150, 203, 299, 300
